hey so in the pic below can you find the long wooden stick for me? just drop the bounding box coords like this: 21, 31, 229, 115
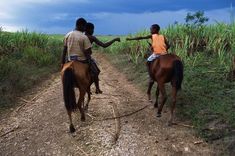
112, 104, 121, 143
173, 122, 194, 128
86, 113, 95, 120
15, 98, 32, 112
72, 143, 89, 156
194, 141, 204, 145
0, 125, 19, 137
98, 104, 150, 121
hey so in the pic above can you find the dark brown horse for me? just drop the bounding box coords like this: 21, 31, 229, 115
61, 61, 92, 133
147, 54, 183, 125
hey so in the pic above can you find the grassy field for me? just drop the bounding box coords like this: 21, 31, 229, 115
98, 22, 235, 153
0, 29, 62, 111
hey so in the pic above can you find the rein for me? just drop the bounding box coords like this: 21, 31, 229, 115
93, 103, 151, 121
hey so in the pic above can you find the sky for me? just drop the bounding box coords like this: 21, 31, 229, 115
0, 0, 234, 35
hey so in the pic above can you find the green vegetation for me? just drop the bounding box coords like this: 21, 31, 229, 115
0, 29, 62, 111
100, 14, 235, 149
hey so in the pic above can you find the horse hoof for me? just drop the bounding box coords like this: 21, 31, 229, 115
84, 106, 88, 112
156, 113, 161, 117
167, 121, 173, 126
95, 89, 103, 94
70, 125, 75, 133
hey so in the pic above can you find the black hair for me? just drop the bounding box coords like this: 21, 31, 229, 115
151, 24, 160, 32
75, 18, 87, 29
86, 22, 94, 30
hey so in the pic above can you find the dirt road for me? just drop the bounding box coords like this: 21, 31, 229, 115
0, 53, 215, 156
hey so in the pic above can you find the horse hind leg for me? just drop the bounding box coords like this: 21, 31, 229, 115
84, 88, 91, 112
154, 85, 159, 108
147, 80, 154, 102
156, 83, 167, 117
67, 110, 75, 133
168, 86, 177, 126
77, 89, 86, 121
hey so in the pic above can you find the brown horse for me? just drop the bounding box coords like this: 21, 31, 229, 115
61, 61, 92, 133
147, 54, 183, 125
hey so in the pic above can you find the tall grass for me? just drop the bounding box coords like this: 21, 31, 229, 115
0, 29, 62, 110
103, 22, 235, 70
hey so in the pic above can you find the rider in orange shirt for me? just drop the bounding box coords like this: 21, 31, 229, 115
126, 24, 170, 82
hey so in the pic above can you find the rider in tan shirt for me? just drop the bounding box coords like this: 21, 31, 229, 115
62, 18, 92, 63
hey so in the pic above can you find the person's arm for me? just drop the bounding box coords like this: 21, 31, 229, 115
61, 36, 68, 69
126, 35, 151, 41
92, 36, 120, 48
61, 46, 67, 65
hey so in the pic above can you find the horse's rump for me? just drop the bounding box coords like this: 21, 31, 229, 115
62, 61, 91, 88
72, 61, 91, 87
61, 61, 91, 111
159, 54, 181, 67
151, 53, 183, 83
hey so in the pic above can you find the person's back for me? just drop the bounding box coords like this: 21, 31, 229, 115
61, 18, 92, 66
64, 30, 91, 61
151, 34, 167, 55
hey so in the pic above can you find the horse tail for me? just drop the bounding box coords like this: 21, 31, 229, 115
173, 60, 183, 91
62, 67, 77, 112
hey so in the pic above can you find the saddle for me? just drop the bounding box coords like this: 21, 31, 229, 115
66, 55, 99, 79
67, 55, 89, 64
